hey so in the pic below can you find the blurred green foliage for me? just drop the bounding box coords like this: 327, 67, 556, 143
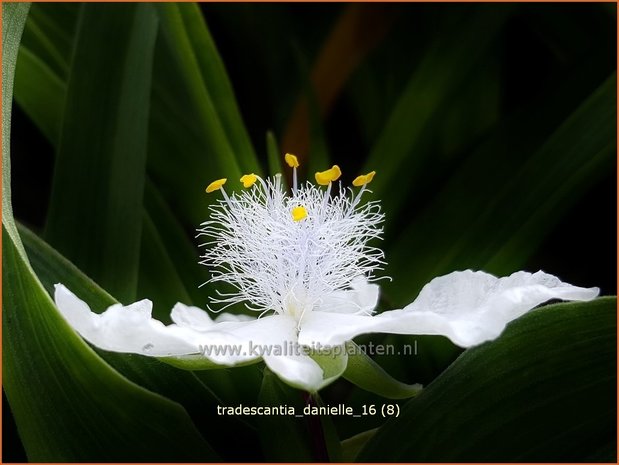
4, 2, 616, 462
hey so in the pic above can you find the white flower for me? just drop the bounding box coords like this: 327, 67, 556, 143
54, 154, 599, 392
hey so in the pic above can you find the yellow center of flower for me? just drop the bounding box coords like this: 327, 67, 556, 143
352, 171, 376, 187
240, 173, 258, 188
291, 205, 308, 222
206, 178, 227, 193
315, 165, 342, 185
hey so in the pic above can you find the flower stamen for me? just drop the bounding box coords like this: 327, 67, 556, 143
351, 171, 377, 208
315, 165, 342, 186
199, 155, 384, 319
240, 173, 258, 188
205, 178, 227, 193
353, 171, 376, 187
285, 153, 300, 194
205, 177, 233, 206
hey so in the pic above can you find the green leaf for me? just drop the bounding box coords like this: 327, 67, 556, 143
2, 2, 30, 260
16, 223, 266, 459
137, 210, 193, 321
386, 73, 616, 303
305, 78, 331, 176
19, 2, 77, 79
44, 4, 158, 303
343, 341, 422, 399
341, 427, 378, 462
257, 368, 314, 461
309, 347, 349, 392
482, 75, 616, 271
255, 358, 344, 462
141, 179, 212, 307
266, 130, 284, 177
19, 223, 116, 306
358, 297, 617, 461
13, 5, 260, 230
12, 3, 78, 145
364, 6, 513, 214
161, 354, 261, 371
171, 3, 258, 174
3, 226, 217, 461
314, 394, 343, 462
11, 2, 248, 306
148, 3, 259, 226
19, 220, 221, 400
293, 46, 331, 175
193, 364, 264, 407
13, 45, 64, 145
7, 8, 218, 459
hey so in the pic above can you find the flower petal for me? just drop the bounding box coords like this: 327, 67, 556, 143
400, 270, 600, 346
298, 270, 599, 347
170, 303, 216, 330
171, 303, 255, 329
168, 316, 298, 366
206, 314, 325, 390
54, 284, 202, 356
263, 351, 325, 392
315, 276, 380, 315
55, 286, 326, 388
215, 313, 255, 323
298, 311, 384, 347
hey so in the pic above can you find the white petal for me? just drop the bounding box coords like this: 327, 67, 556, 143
209, 314, 293, 346
55, 286, 326, 387
298, 311, 385, 347
214, 312, 255, 323
170, 303, 216, 330
298, 270, 599, 347
171, 303, 255, 328
315, 276, 380, 315
400, 270, 599, 346
263, 351, 325, 392
54, 284, 202, 356
204, 314, 325, 390
161, 315, 304, 367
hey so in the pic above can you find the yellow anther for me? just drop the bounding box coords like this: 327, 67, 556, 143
315, 165, 342, 185
331, 165, 342, 181
285, 153, 300, 168
352, 170, 376, 187
205, 178, 227, 193
291, 206, 308, 222
240, 173, 258, 188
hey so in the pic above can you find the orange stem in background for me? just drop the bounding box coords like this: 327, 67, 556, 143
281, 4, 394, 171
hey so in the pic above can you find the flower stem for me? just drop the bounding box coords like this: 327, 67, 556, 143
302, 391, 329, 462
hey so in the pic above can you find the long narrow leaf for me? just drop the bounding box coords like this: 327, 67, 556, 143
176, 3, 258, 173
142, 179, 212, 306
4, 227, 217, 461
138, 211, 193, 321
2, 2, 30, 259
13, 45, 64, 144
44, 4, 157, 302
257, 369, 314, 461
343, 341, 422, 399
358, 298, 617, 461
365, 6, 513, 215
148, 3, 258, 226
386, 74, 616, 303
17, 223, 258, 460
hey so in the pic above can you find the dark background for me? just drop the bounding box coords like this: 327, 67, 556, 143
5, 2, 617, 462
10, 3, 616, 295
